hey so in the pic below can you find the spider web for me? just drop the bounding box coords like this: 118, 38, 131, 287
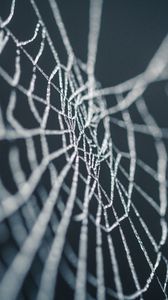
0, 0, 168, 299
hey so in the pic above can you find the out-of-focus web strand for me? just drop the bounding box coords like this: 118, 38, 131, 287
0, 0, 168, 300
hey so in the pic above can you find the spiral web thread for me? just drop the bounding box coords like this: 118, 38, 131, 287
0, 0, 168, 299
